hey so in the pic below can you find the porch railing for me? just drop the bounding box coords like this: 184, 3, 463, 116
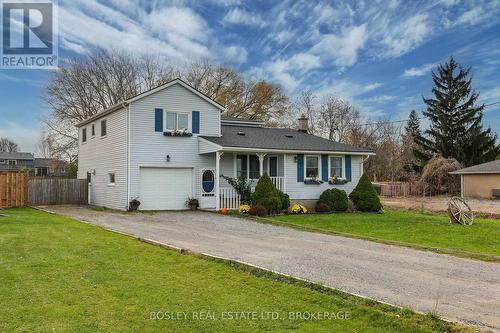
219, 176, 285, 210
271, 177, 285, 192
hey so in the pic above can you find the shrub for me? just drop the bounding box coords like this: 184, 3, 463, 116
315, 202, 331, 213
249, 204, 267, 217
252, 174, 282, 213
290, 204, 308, 214
319, 189, 348, 211
221, 175, 252, 204
239, 204, 251, 214
349, 173, 382, 212
278, 191, 290, 211
421, 156, 462, 195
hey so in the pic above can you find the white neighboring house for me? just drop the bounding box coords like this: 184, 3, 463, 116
77, 78, 375, 211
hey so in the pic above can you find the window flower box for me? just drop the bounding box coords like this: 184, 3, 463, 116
163, 129, 192, 137
328, 176, 348, 185
304, 177, 323, 185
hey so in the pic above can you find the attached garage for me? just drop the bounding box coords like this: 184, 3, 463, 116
139, 167, 193, 210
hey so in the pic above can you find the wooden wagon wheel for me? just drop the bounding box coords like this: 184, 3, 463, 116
448, 196, 474, 225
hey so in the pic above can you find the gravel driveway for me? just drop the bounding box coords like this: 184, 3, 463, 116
46, 205, 500, 331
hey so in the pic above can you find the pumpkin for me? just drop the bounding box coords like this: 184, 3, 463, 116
220, 208, 229, 215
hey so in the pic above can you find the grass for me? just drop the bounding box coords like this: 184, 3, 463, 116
0, 208, 473, 333
269, 209, 500, 262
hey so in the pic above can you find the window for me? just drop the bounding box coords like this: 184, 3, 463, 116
236, 155, 248, 178
305, 156, 319, 178
166, 112, 176, 131
268, 156, 278, 177
177, 113, 189, 130
108, 173, 115, 185
249, 155, 260, 179
330, 156, 343, 178
8, 160, 17, 166
91, 124, 95, 137
82, 128, 87, 143
0, 159, 5, 164
101, 119, 107, 136
165, 111, 190, 131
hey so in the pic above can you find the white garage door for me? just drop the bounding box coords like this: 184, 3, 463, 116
139, 168, 193, 210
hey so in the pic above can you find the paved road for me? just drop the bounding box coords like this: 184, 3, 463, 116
47, 206, 500, 331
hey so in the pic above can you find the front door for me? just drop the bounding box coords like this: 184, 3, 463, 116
200, 169, 216, 208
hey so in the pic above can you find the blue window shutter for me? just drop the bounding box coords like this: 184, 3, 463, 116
155, 109, 163, 132
345, 155, 352, 181
321, 155, 328, 182
192, 111, 200, 134
296, 154, 304, 182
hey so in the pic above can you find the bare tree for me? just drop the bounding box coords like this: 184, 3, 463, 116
291, 90, 318, 134
43, 49, 178, 159
318, 95, 360, 141
0, 137, 19, 152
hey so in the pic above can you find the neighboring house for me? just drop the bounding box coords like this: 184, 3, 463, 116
450, 160, 500, 199
34, 158, 67, 177
0, 152, 67, 176
0, 152, 35, 171
76, 78, 374, 211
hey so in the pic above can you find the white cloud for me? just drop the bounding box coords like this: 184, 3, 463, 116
315, 80, 382, 100
222, 8, 266, 27
222, 45, 248, 64
381, 14, 429, 57
265, 53, 321, 92
403, 62, 437, 77
454, 7, 484, 26
0, 122, 40, 153
312, 24, 367, 67
361, 95, 397, 103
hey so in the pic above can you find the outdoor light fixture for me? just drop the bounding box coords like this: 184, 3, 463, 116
166, 155, 171, 162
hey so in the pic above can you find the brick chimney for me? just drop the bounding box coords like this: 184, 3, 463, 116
298, 114, 309, 133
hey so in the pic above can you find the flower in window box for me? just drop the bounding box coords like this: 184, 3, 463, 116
328, 176, 348, 185
304, 177, 324, 185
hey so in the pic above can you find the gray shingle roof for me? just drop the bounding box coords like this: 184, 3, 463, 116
450, 159, 500, 174
0, 152, 34, 160
201, 125, 373, 153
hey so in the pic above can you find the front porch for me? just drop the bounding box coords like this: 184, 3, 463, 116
215, 151, 286, 210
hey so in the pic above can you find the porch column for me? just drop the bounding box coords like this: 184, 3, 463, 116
257, 153, 266, 177
215, 151, 223, 210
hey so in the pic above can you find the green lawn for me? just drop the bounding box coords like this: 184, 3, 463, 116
271, 210, 500, 261
0, 208, 472, 333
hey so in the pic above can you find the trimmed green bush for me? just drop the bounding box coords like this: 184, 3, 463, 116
349, 174, 382, 212
252, 174, 282, 214
319, 189, 348, 211
278, 191, 290, 211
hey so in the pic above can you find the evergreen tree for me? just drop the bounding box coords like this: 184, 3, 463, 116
401, 110, 422, 174
405, 110, 421, 138
414, 57, 499, 167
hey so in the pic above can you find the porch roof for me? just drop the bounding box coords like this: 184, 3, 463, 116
200, 125, 374, 155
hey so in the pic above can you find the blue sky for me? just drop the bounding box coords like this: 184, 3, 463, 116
1, 0, 499, 153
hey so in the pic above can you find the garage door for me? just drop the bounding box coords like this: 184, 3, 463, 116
139, 168, 193, 210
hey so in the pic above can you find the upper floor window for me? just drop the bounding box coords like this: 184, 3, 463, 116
91, 123, 95, 137
0, 159, 5, 164
108, 173, 115, 185
101, 119, 107, 136
305, 156, 319, 178
330, 156, 343, 178
8, 160, 17, 166
165, 111, 189, 131
82, 128, 87, 143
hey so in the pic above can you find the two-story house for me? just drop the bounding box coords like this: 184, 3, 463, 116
77, 78, 374, 211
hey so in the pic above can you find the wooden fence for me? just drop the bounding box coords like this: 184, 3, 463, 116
379, 181, 425, 197
27, 178, 88, 206
0, 171, 29, 208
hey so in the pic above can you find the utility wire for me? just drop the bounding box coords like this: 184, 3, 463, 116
359, 100, 500, 127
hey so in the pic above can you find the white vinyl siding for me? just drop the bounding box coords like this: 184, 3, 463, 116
284, 154, 362, 200
128, 82, 220, 203
77, 107, 128, 210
